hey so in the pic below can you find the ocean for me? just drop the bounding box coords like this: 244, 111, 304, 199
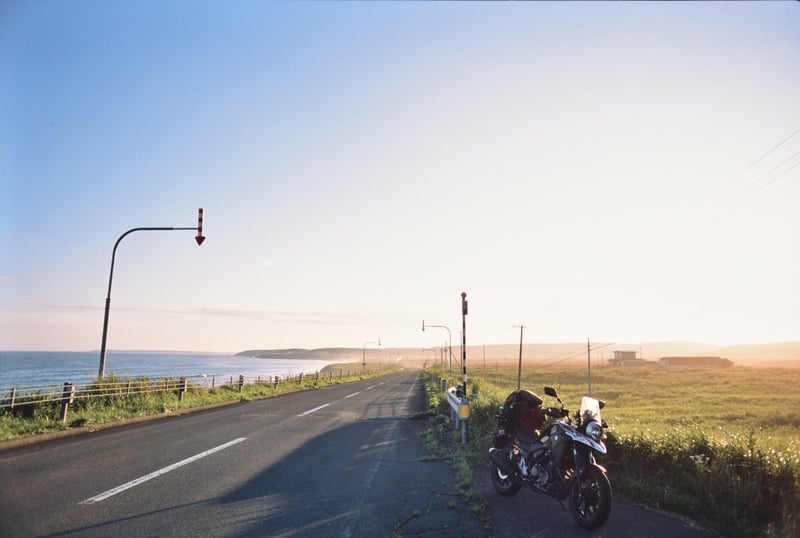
0, 351, 355, 390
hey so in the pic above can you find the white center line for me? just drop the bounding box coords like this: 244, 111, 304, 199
79, 437, 247, 505
298, 403, 331, 416
345, 392, 360, 399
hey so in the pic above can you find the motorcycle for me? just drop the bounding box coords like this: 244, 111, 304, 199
488, 386, 612, 529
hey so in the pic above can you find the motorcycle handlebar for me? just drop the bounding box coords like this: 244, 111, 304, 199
543, 407, 569, 418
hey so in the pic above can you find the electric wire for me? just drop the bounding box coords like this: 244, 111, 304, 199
725, 127, 800, 187
750, 156, 800, 196
546, 342, 615, 366
740, 149, 800, 193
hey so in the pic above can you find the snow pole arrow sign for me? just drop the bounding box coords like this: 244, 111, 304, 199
195, 208, 206, 245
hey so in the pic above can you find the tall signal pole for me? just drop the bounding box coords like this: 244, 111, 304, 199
587, 337, 592, 396
514, 324, 526, 390
461, 292, 468, 396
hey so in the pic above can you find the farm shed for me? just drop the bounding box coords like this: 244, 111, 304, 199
658, 356, 732, 368
608, 350, 644, 367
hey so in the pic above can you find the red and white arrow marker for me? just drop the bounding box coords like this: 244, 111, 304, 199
195, 208, 206, 245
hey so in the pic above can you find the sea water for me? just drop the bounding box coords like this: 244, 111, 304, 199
0, 351, 353, 389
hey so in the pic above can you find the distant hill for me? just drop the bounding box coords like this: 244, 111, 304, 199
236, 348, 363, 360
716, 342, 800, 367
236, 341, 800, 368
464, 341, 800, 368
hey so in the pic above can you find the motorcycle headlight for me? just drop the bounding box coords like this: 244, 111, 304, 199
586, 421, 603, 442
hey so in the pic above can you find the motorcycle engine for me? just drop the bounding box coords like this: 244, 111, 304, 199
533, 464, 549, 487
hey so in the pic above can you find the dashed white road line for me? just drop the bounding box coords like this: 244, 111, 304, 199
345, 392, 360, 399
298, 403, 331, 416
79, 437, 247, 505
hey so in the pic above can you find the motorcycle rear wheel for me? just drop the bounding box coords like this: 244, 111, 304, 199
569, 466, 612, 529
490, 451, 522, 496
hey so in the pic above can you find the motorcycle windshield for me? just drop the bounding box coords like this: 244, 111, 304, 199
579, 396, 602, 424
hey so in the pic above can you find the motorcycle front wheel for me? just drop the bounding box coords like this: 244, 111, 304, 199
569, 465, 612, 529
490, 450, 521, 496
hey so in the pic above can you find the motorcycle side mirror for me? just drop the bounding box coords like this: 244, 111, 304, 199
598, 400, 606, 410
544, 386, 563, 405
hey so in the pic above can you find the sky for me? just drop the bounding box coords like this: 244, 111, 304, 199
1, 2, 798, 353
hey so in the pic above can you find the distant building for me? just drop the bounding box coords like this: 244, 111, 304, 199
658, 356, 732, 368
608, 350, 645, 367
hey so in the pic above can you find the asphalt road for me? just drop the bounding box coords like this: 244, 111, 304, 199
0, 370, 486, 537
477, 466, 719, 538
0, 369, 720, 537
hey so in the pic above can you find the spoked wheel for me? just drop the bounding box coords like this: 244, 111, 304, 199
490, 449, 522, 496
569, 466, 612, 529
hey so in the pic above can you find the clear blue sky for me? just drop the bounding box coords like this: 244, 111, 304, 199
2, 2, 798, 352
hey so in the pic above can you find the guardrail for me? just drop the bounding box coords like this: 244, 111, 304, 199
1, 368, 372, 424
429, 374, 470, 443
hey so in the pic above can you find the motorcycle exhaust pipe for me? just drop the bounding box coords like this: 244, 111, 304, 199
489, 447, 517, 477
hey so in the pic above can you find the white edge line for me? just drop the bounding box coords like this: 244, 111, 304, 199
79, 437, 247, 505
298, 403, 331, 416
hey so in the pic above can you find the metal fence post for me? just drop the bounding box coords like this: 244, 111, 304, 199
59, 383, 75, 423
178, 377, 187, 401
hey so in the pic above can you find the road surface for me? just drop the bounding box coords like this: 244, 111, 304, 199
0, 369, 718, 536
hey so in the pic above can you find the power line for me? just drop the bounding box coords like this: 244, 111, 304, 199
740, 148, 800, 195
726, 127, 800, 187
752, 158, 800, 196
546, 342, 615, 366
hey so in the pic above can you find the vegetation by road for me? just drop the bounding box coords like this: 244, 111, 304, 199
423, 364, 800, 538
0, 363, 401, 443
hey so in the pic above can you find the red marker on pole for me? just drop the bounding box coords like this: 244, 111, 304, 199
195, 208, 205, 245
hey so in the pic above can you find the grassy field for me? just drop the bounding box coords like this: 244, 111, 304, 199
477, 363, 800, 445
426, 363, 800, 538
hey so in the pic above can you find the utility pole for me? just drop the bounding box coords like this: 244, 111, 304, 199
513, 324, 526, 390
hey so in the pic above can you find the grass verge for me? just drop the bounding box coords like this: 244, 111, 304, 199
421, 366, 800, 538
420, 374, 494, 536
0, 363, 401, 443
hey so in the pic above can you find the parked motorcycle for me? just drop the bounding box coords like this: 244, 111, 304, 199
488, 386, 612, 529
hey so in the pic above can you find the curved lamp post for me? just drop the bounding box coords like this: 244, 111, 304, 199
422, 320, 453, 373
423, 347, 441, 368
362, 338, 381, 370
97, 209, 205, 379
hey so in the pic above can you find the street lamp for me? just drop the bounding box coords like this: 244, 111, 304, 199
423, 347, 440, 368
422, 320, 453, 373
97, 209, 206, 379
362, 338, 380, 369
